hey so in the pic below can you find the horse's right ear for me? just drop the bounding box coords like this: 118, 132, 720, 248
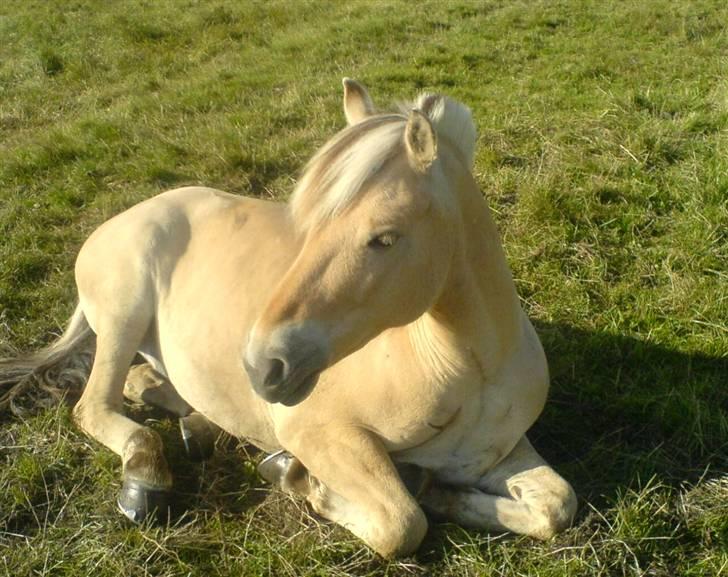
404, 109, 437, 172
342, 78, 375, 125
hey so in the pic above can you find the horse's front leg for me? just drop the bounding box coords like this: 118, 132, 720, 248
420, 436, 577, 540
271, 425, 428, 558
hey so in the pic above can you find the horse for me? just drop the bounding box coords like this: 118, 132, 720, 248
0, 79, 576, 558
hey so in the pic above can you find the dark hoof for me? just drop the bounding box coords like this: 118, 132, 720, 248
117, 478, 171, 524
179, 413, 215, 462
258, 450, 296, 485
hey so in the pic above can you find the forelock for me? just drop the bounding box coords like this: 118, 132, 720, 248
290, 115, 407, 231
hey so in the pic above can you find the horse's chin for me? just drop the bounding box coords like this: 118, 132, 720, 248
278, 371, 321, 406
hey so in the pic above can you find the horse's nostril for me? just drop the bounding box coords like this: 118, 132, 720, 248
243, 354, 288, 390
264, 357, 286, 387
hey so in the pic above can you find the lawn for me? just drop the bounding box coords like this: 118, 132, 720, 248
1, 1, 726, 575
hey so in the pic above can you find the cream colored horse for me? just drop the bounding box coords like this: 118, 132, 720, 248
1, 80, 576, 557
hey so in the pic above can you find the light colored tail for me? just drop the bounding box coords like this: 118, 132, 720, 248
0, 304, 95, 415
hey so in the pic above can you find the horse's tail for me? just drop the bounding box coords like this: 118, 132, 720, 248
0, 304, 95, 415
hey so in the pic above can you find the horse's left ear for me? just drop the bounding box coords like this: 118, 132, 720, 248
342, 78, 375, 125
404, 109, 437, 172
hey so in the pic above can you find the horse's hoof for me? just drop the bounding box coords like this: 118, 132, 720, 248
179, 413, 215, 462
117, 478, 171, 524
258, 450, 295, 485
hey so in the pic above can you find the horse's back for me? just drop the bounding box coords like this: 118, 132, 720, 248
76, 187, 272, 314
76, 186, 289, 296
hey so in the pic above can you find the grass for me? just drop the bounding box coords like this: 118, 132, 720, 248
1, 0, 726, 575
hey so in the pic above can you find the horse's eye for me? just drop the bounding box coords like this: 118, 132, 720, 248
367, 232, 399, 249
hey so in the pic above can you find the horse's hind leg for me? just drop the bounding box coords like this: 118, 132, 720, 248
124, 363, 193, 417
73, 317, 173, 523
419, 436, 577, 539
124, 363, 218, 462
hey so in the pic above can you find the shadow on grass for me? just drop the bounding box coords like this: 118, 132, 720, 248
529, 322, 727, 509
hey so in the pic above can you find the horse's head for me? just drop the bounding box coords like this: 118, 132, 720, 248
244, 79, 477, 405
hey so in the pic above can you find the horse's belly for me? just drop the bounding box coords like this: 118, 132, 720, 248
162, 347, 281, 451
148, 189, 295, 451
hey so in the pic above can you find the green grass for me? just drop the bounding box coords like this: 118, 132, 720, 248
1, 0, 727, 575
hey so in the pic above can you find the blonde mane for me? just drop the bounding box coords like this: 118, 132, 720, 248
290, 94, 476, 231
409, 93, 477, 167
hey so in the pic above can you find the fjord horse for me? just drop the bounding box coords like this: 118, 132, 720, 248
0, 79, 576, 557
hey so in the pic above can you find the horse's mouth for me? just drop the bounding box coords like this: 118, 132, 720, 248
278, 370, 321, 406
250, 366, 321, 406
243, 325, 329, 406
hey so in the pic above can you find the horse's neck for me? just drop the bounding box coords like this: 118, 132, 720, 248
408, 174, 522, 382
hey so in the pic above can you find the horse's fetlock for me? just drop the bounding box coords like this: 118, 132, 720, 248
123, 428, 163, 454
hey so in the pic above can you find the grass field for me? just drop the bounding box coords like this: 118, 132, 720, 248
1, 1, 727, 575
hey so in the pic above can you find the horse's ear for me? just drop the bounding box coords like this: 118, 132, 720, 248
342, 78, 375, 125
404, 109, 437, 172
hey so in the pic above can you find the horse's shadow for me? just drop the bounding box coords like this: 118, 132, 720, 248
410, 322, 727, 564
528, 321, 726, 507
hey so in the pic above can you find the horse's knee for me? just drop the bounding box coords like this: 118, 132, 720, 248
371, 503, 428, 558
305, 474, 427, 558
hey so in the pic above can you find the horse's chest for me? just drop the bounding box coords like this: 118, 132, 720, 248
392, 378, 541, 485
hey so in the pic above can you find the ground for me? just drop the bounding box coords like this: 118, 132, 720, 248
0, 1, 726, 575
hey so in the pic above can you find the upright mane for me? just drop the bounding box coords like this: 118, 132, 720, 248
290, 93, 477, 231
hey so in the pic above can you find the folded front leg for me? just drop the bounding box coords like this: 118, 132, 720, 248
274, 426, 428, 558
420, 436, 577, 540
